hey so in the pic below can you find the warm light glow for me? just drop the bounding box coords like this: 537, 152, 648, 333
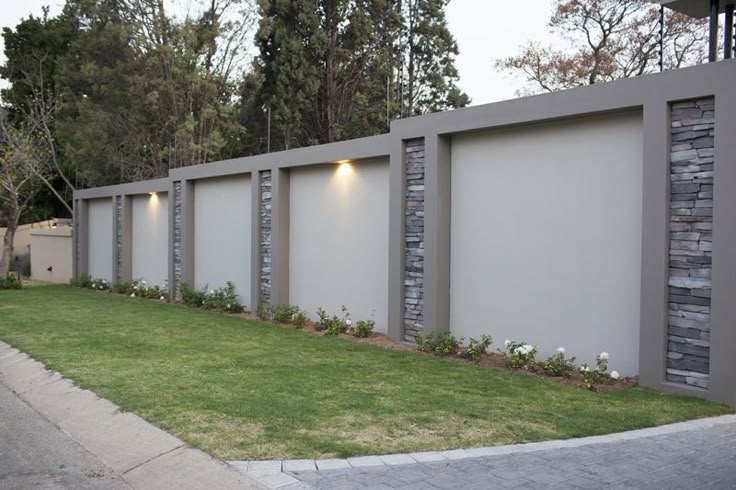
148, 192, 159, 206
336, 162, 353, 177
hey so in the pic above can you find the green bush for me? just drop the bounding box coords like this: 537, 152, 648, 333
352, 319, 375, 338
415, 332, 461, 356
182, 281, 242, 311
180, 282, 205, 307
543, 348, 576, 377
201, 282, 244, 313
317, 306, 351, 336
256, 304, 272, 321
0, 273, 22, 290
501, 340, 539, 370
460, 334, 492, 361
70, 273, 93, 288
272, 304, 299, 324
293, 310, 308, 328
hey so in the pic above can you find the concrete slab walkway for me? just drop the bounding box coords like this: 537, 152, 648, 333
230, 415, 736, 489
0, 341, 259, 489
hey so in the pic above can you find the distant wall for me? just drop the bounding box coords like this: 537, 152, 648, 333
30, 227, 73, 283
193, 175, 251, 304
450, 112, 644, 375
87, 199, 113, 281
0, 219, 66, 259
289, 160, 390, 331
132, 193, 168, 286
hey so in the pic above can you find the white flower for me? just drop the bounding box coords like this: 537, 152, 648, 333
504, 340, 511, 348
209, 290, 215, 295
580, 365, 591, 373
141, 280, 147, 285
101, 279, 107, 284
160, 296, 165, 301
346, 319, 352, 327
557, 347, 566, 354
133, 285, 139, 290
610, 371, 620, 380
226, 304, 231, 309
599, 352, 609, 360
130, 293, 136, 298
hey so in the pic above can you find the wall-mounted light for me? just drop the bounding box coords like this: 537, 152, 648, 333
149, 192, 157, 196
336, 162, 353, 177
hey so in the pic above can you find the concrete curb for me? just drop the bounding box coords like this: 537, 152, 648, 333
227, 414, 736, 489
0, 341, 261, 489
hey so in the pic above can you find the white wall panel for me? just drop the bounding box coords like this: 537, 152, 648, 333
87, 198, 113, 281
194, 175, 251, 304
132, 193, 168, 287
290, 160, 390, 332
450, 112, 643, 374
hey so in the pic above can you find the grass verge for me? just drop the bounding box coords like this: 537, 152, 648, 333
0, 285, 731, 460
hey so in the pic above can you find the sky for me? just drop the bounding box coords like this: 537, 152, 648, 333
0, 0, 557, 105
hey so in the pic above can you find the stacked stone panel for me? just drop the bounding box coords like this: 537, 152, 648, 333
173, 181, 182, 288
404, 139, 425, 341
74, 201, 80, 276
259, 171, 273, 305
115, 196, 122, 283
666, 97, 714, 389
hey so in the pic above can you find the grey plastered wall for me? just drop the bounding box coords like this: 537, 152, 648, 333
74, 60, 736, 406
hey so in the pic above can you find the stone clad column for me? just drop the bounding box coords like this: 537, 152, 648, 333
666, 98, 714, 389
403, 139, 425, 341
259, 170, 273, 306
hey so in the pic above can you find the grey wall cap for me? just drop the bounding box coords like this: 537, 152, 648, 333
74, 178, 169, 200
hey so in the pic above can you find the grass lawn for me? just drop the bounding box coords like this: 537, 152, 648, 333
0, 285, 731, 460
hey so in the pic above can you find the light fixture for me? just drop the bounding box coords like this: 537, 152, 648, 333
336, 162, 353, 177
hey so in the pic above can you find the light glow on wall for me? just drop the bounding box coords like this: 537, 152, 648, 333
336, 162, 354, 177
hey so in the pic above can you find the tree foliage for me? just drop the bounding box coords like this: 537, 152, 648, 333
248, 0, 468, 152
497, 0, 707, 95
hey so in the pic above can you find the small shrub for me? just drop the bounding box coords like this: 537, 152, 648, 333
543, 347, 576, 377
89, 278, 110, 291
70, 273, 93, 288
315, 307, 329, 331
415, 331, 461, 356
502, 340, 538, 370
580, 352, 614, 391
256, 304, 272, 321
352, 319, 375, 338
293, 310, 308, 328
180, 283, 205, 307
180, 282, 242, 312
460, 335, 492, 361
202, 282, 244, 313
0, 273, 22, 290
272, 304, 299, 324
319, 305, 351, 336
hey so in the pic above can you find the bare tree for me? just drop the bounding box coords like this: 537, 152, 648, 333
0, 111, 46, 277
497, 0, 707, 95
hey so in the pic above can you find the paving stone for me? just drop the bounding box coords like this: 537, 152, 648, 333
282, 459, 317, 472
289, 417, 736, 490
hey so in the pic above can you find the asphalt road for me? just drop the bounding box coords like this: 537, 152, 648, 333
0, 381, 129, 489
